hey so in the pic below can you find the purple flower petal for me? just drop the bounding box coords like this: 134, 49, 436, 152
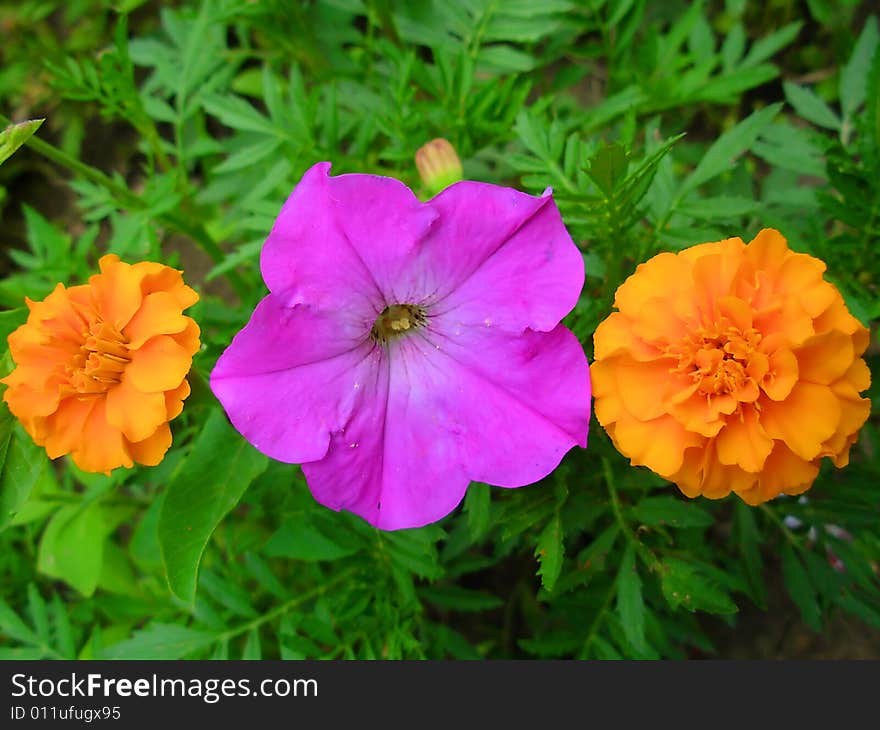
211, 294, 379, 464
427, 186, 584, 333
261, 162, 436, 310
303, 324, 589, 530
383, 182, 582, 332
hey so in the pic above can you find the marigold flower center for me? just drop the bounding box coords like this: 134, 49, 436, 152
670, 324, 762, 399
65, 319, 131, 395
370, 304, 427, 344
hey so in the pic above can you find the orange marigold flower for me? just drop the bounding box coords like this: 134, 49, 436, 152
592, 229, 871, 505
1, 254, 200, 473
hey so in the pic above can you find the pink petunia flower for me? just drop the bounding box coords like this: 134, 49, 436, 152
210, 162, 591, 530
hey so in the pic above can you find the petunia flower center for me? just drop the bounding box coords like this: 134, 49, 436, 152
66, 319, 131, 395
669, 324, 763, 401
370, 303, 427, 344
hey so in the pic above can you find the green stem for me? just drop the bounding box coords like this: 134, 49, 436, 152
579, 578, 616, 658
218, 567, 358, 644
603, 458, 662, 572
758, 503, 802, 546
2, 114, 249, 300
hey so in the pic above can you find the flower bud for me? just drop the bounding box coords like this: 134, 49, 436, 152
415, 138, 463, 195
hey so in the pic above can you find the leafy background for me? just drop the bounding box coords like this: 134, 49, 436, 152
1, 0, 878, 659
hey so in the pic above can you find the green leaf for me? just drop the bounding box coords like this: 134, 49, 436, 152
27, 584, 49, 644
50, 594, 75, 659
576, 524, 620, 571
159, 408, 268, 603
630, 495, 714, 529
419, 584, 503, 612
0, 308, 27, 344
734, 501, 766, 608
836, 591, 880, 630
97, 541, 139, 596
213, 137, 283, 174
242, 628, 261, 660
781, 542, 822, 630
721, 23, 746, 71
681, 103, 782, 195
0, 596, 39, 645
22, 205, 71, 263
535, 513, 564, 592
840, 17, 879, 120
0, 119, 44, 166
753, 122, 827, 178
382, 526, 444, 580
201, 93, 279, 135
740, 22, 802, 69
100, 623, 217, 660
37, 502, 132, 597
477, 44, 536, 73
264, 516, 360, 562
0, 411, 49, 532
464, 482, 490, 540
783, 82, 841, 130
660, 557, 738, 614
619, 132, 685, 213
677, 195, 761, 220
616, 543, 647, 652
583, 86, 648, 132
587, 143, 628, 197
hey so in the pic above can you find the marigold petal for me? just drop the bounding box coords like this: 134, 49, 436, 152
794, 330, 854, 385
165, 379, 191, 421
689, 243, 746, 313
135, 263, 200, 309
843, 358, 871, 393
43, 397, 96, 458
613, 413, 704, 476
715, 406, 773, 472
672, 441, 757, 500
2, 377, 61, 421
614, 253, 691, 315
631, 298, 689, 344
105, 375, 168, 442
127, 423, 173, 466
679, 237, 744, 264
717, 295, 753, 332
797, 280, 839, 319
170, 319, 201, 357
126, 336, 193, 393
590, 359, 623, 426
616, 357, 685, 422
91, 255, 144, 329
742, 442, 819, 504
668, 392, 731, 437
753, 300, 814, 346
760, 381, 840, 460
776, 252, 827, 299
593, 312, 660, 361
670, 447, 706, 498
824, 380, 871, 455
760, 347, 798, 401
69, 399, 133, 473
123, 291, 191, 349
745, 228, 789, 274
700, 458, 756, 500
